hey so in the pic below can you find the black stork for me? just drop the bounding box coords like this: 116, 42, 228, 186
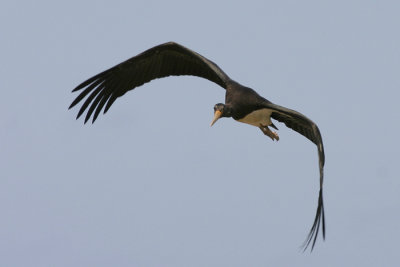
69, 42, 326, 251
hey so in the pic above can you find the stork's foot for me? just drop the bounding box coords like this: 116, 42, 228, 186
259, 125, 279, 141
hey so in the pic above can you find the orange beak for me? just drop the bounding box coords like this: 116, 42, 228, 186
210, 110, 222, 126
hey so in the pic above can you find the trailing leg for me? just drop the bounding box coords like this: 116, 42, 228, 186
259, 125, 279, 141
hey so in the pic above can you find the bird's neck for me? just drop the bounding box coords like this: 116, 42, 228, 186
223, 104, 234, 118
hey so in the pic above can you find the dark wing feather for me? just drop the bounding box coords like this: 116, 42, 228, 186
69, 42, 232, 123
263, 102, 325, 252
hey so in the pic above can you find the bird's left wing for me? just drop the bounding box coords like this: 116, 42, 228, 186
69, 42, 232, 123
263, 101, 325, 251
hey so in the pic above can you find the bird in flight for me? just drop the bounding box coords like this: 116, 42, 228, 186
69, 42, 325, 251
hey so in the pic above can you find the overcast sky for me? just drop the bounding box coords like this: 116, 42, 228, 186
1, 0, 399, 266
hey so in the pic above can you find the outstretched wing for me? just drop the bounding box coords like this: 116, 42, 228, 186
69, 42, 232, 123
263, 102, 325, 251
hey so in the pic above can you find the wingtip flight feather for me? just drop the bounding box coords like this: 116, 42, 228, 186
301, 188, 325, 252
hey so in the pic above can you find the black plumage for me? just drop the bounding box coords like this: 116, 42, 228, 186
69, 42, 326, 251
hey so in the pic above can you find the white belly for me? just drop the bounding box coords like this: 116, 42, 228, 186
237, 108, 273, 127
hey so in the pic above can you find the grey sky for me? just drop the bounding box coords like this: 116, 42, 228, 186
1, 0, 399, 266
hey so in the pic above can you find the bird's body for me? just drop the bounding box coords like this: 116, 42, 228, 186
238, 108, 273, 127
222, 81, 273, 126
69, 42, 326, 251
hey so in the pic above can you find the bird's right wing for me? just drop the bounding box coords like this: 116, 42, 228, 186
69, 42, 232, 123
263, 101, 325, 251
